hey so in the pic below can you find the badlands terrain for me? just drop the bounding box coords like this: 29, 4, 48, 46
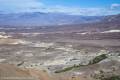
0, 14, 120, 80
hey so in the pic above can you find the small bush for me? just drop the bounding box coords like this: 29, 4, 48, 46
55, 64, 84, 73
55, 54, 108, 73
89, 54, 107, 65
102, 76, 120, 80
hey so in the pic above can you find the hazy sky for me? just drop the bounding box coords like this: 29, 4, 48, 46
0, 0, 120, 15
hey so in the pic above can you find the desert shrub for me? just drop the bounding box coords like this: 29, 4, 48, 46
55, 54, 108, 73
89, 54, 107, 65
102, 76, 120, 80
17, 61, 24, 66
55, 66, 73, 73
55, 64, 84, 73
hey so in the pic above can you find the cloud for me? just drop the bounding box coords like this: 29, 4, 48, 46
0, 0, 102, 16
42, 6, 105, 16
38, 5, 119, 16
0, 0, 119, 15
0, 0, 44, 12
111, 3, 120, 9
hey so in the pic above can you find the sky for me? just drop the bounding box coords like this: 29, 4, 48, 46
0, 0, 120, 16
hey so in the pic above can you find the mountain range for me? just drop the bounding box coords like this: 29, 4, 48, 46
0, 12, 103, 26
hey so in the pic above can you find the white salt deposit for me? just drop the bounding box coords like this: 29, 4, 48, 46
44, 59, 67, 66
0, 35, 11, 38
101, 30, 120, 33
0, 59, 6, 62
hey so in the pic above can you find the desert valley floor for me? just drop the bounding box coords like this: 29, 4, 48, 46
0, 26, 120, 80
